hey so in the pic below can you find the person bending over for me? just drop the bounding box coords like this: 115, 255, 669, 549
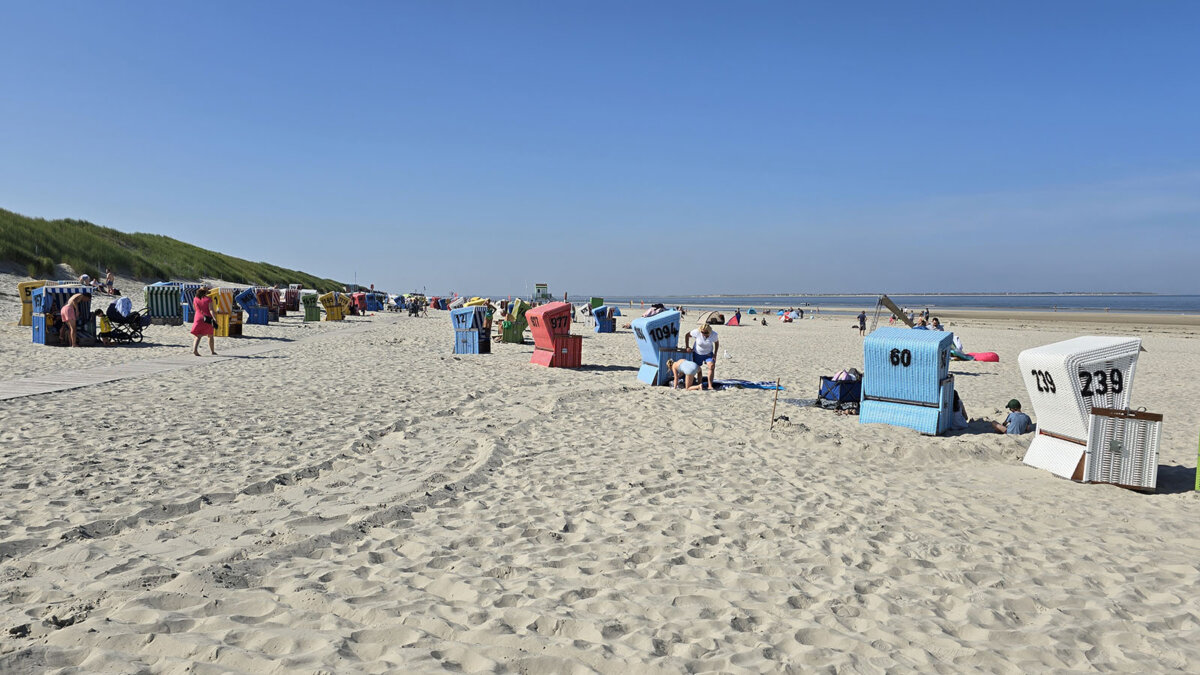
667, 359, 703, 390
992, 399, 1033, 434
59, 293, 88, 347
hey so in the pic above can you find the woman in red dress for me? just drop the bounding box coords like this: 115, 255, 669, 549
190, 285, 217, 356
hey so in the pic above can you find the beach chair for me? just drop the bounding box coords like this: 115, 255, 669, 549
1018, 337, 1141, 479
859, 327, 956, 435
30, 285, 95, 345
451, 306, 491, 354
237, 287, 269, 325
17, 280, 48, 327
284, 285, 302, 312
589, 297, 604, 310
208, 287, 243, 337
593, 305, 616, 333
318, 292, 346, 321
179, 283, 203, 323
143, 282, 183, 325
301, 292, 321, 321
501, 299, 530, 344
527, 302, 581, 368
1083, 407, 1162, 491
631, 310, 689, 385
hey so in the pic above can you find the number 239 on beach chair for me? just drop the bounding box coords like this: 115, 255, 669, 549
631, 310, 686, 385
859, 327, 956, 435
527, 302, 581, 368
1018, 336, 1142, 480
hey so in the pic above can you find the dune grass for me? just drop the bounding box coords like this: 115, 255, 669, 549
0, 207, 343, 291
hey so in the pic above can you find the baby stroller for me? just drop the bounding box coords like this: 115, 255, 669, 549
103, 304, 151, 343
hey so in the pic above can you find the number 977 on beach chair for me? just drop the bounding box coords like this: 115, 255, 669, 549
631, 310, 686, 385
1018, 336, 1141, 480
859, 327, 956, 435
526, 302, 581, 368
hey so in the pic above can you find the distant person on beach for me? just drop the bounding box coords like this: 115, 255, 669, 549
104, 268, 115, 293
190, 285, 217, 356
991, 399, 1033, 434
666, 358, 703, 390
857, 310, 867, 336
913, 318, 929, 329
930, 317, 943, 331
685, 323, 719, 389
58, 293, 87, 347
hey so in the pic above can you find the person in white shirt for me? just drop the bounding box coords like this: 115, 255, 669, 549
684, 323, 719, 389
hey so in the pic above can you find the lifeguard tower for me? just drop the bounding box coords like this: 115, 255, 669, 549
631, 310, 688, 385
1018, 336, 1142, 480
533, 283, 553, 304
593, 305, 615, 333
859, 327, 956, 435
451, 306, 491, 354
527, 301, 581, 367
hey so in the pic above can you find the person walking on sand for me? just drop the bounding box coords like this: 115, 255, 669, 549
58, 293, 87, 347
857, 310, 867, 336
190, 285, 217, 356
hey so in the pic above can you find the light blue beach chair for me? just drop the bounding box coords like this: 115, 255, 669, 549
859, 327, 955, 435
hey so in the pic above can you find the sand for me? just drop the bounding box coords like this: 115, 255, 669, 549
2, 276, 1200, 673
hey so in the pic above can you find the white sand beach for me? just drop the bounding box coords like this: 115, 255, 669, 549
2, 278, 1200, 673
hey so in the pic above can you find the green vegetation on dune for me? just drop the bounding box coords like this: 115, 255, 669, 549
0, 208, 344, 291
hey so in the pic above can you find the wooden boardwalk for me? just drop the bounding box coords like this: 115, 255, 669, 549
0, 321, 384, 402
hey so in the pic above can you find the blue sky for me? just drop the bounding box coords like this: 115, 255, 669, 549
2, 2, 1197, 295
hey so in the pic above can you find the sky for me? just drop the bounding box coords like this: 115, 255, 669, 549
1, 1, 1198, 295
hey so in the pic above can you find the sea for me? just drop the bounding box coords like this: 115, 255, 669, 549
556, 295, 1200, 316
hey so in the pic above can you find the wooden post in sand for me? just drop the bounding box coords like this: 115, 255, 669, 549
770, 379, 780, 430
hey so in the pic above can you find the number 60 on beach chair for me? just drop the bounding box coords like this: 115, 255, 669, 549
859, 327, 956, 435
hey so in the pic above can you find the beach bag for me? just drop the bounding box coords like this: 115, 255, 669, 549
202, 315, 215, 326
819, 376, 862, 404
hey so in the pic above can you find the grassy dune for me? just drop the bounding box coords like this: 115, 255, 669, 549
0, 208, 343, 291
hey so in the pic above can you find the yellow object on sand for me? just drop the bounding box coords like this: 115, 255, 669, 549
17, 280, 48, 327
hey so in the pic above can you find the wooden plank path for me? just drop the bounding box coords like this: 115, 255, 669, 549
0, 320, 387, 402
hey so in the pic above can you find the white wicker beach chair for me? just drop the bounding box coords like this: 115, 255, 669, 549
1017, 336, 1141, 479
1084, 407, 1161, 491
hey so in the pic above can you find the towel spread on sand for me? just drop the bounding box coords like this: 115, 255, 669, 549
712, 379, 786, 391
